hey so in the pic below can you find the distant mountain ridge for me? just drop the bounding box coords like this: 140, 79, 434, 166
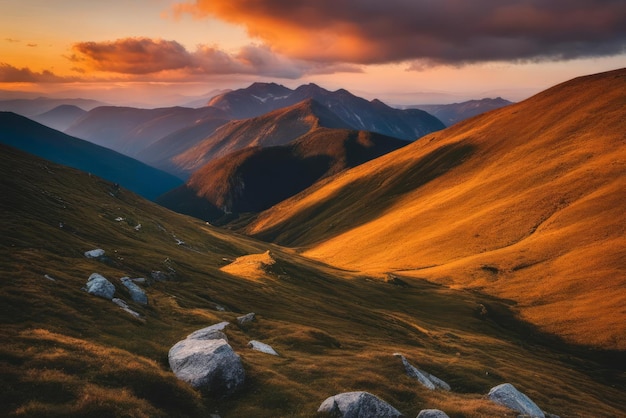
208, 82, 445, 140
157, 127, 408, 221
65, 105, 229, 158
169, 99, 354, 177
408, 97, 513, 126
32, 104, 87, 131
0, 97, 105, 117
0, 112, 182, 200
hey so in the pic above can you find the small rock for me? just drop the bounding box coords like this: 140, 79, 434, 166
237, 312, 255, 325
44, 274, 56, 281
131, 277, 146, 284
488, 383, 544, 418
168, 338, 245, 394
417, 409, 450, 418
187, 322, 230, 341
84, 248, 105, 259
248, 340, 279, 356
318, 391, 404, 418
112, 298, 141, 318
134, 223, 142, 231
393, 353, 450, 391
120, 277, 148, 305
85, 273, 115, 299
115, 217, 124, 222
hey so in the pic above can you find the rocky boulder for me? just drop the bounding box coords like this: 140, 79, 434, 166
248, 340, 279, 356
120, 277, 148, 305
186, 322, 230, 341
85, 273, 115, 299
318, 391, 404, 418
488, 383, 544, 418
417, 409, 449, 418
84, 248, 105, 259
168, 334, 244, 395
237, 312, 256, 325
393, 353, 450, 391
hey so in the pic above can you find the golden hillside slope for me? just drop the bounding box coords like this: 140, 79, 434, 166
246, 68, 626, 350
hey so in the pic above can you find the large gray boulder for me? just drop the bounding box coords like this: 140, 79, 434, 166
417, 409, 450, 418
488, 383, 544, 418
318, 391, 404, 418
85, 273, 115, 299
120, 277, 148, 305
393, 354, 450, 391
168, 336, 244, 395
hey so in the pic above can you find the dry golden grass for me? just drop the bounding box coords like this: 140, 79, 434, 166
220, 250, 276, 280
246, 68, 626, 351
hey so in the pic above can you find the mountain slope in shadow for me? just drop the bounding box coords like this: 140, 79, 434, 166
158, 128, 408, 221
0, 112, 182, 200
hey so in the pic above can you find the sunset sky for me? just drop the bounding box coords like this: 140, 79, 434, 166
1, 0, 625, 106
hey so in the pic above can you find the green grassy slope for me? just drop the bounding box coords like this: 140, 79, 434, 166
1, 144, 624, 417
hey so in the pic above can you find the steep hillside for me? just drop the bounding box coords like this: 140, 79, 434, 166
1, 144, 624, 418
245, 68, 626, 350
32, 104, 87, 131
0, 112, 182, 200
158, 128, 407, 220
409, 97, 513, 126
208, 82, 445, 140
65, 105, 229, 158
171, 99, 351, 176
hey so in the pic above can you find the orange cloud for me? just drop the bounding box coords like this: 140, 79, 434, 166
0, 63, 76, 83
171, 0, 626, 66
70, 37, 361, 79
71, 38, 192, 74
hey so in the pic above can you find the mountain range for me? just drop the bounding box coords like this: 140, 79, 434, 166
208, 82, 445, 140
158, 127, 407, 221
0, 112, 182, 200
408, 97, 513, 126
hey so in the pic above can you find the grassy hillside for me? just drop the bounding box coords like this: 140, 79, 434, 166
244, 68, 626, 351
0, 112, 183, 200
1, 145, 624, 417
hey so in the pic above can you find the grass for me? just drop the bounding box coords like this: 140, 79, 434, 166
1, 144, 625, 417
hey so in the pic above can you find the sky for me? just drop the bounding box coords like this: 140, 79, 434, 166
1, 0, 625, 106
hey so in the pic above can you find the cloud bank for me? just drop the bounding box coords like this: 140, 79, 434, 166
172, 0, 626, 66
70, 37, 361, 79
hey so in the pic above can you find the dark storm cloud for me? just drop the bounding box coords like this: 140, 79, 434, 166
172, 0, 626, 65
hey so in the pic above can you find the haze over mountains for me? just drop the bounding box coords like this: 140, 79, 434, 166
0, 112, 182, 199
245, 68, 626, 350
408, 97, 513, 126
